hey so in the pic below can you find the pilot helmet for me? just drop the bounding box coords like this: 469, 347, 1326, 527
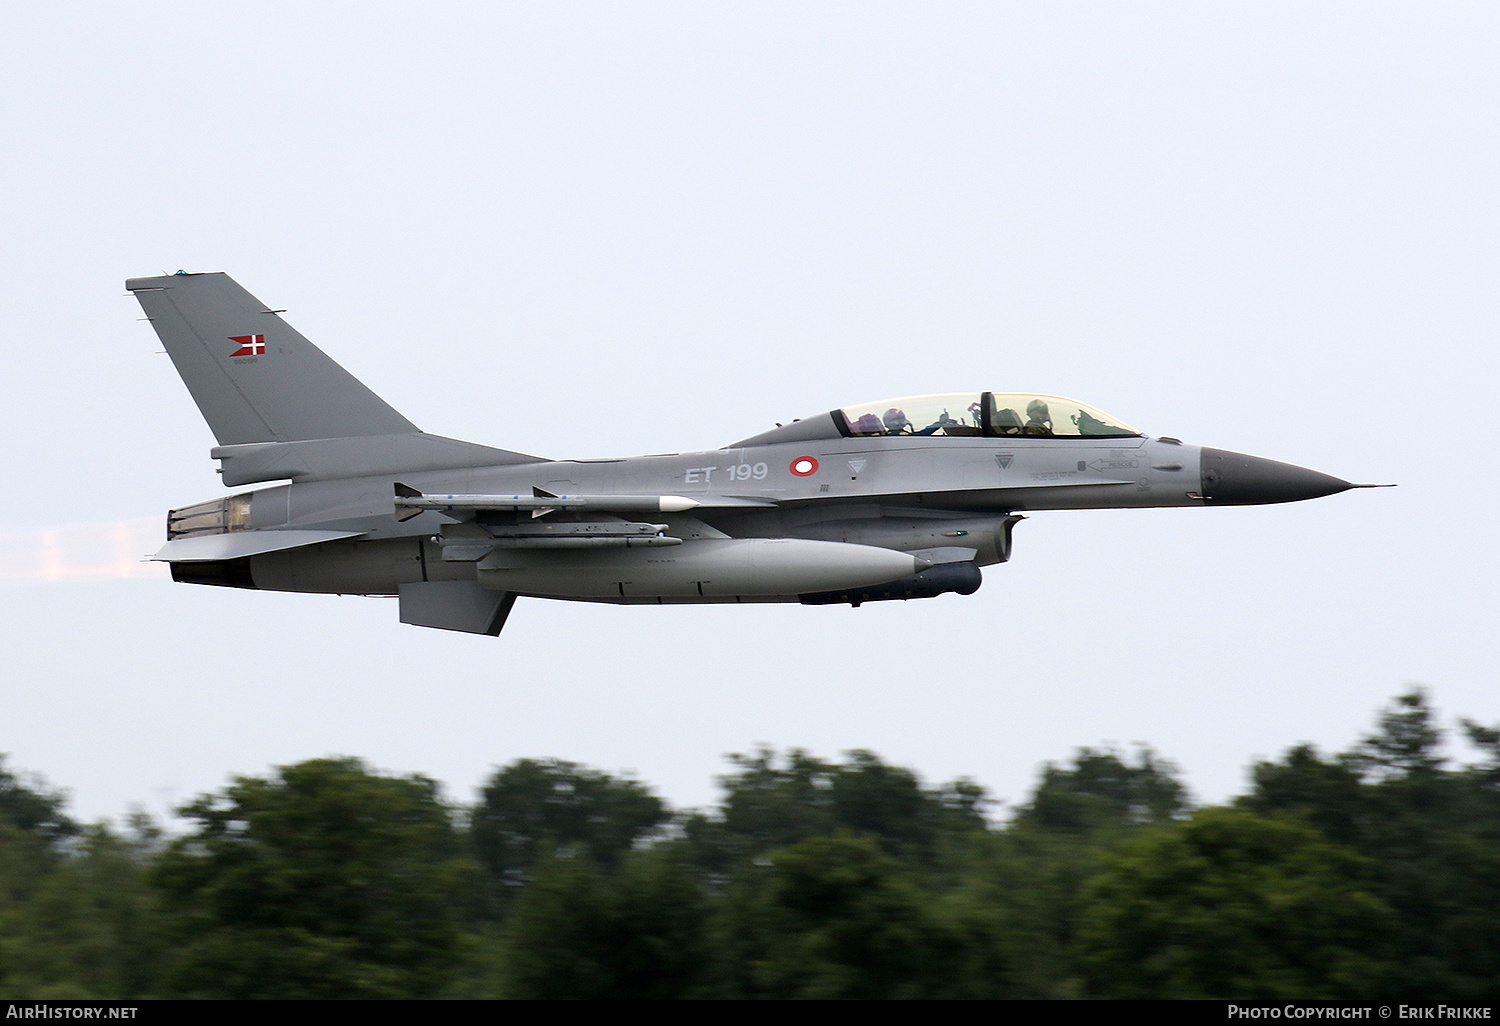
1026, 399, 1050, 420
883, 408, 911, 432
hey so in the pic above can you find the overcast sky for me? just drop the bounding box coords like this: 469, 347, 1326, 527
2, 2, 1495, 825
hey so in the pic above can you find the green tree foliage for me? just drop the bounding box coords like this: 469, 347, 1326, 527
707, 747, 840, 859
471, 758, 668, 894
0, 822, 54, 997
497, 847, 615, 998
0, 755, 76, 850
919, 747, 1194, 998
717, 835, 966, 998
0, 756, 160, 1001
1241, 743, 1367, 846
0, 821, 164, 999
1241, 690, 1500, 1000
500, 845, 710, 998
498, 749, 995, 998
1353, 688, 1447, 779
604, 847, 714, 997
1014, 745, 1190, 835
1078, 807, 1393, 998
686, 747, 990, 871
151, 757, 477, 999
1460, 717, 1500, 791
941, 828, 1096, 997
5, 690, 1500, 999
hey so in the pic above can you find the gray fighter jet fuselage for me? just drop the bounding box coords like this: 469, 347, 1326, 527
132, 272, 1380, 636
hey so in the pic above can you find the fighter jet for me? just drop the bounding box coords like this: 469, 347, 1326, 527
130, 271, 1382, 636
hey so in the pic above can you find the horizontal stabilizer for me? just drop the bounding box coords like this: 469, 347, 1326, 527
152, 529, 364, 563
398, 581, 516, 635
216, 433, 542, 487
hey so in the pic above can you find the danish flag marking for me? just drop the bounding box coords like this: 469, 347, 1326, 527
229, 334, 265, 357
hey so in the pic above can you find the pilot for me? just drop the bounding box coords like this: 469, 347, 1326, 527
883, 408, 913, 434
884, 407, 960, 436
1023, 399, 1054, 436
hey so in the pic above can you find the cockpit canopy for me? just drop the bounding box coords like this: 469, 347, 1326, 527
836, 393, 1142, 439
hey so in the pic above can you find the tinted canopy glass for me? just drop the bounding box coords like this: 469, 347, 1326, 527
986, 393, 1140, 438
837, 393, 1141, 439
839, 395, 985, 437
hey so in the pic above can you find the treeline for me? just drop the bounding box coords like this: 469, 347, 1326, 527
1, 689, 1498, 999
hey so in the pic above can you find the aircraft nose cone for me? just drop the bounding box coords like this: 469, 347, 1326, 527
1199, 448, 1355, 505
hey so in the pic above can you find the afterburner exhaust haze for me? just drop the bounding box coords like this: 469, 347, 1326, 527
0, 519, 166, 586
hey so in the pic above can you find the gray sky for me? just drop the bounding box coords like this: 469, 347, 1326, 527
2, 2, 1495, 825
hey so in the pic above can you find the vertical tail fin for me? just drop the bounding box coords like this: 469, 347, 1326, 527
127, 271, 418, 445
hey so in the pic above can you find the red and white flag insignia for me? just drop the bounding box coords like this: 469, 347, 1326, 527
228, 334, 266, 357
